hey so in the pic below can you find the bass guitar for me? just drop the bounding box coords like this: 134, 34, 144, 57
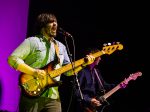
19, 42, 123, 97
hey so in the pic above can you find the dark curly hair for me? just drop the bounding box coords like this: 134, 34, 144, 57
34, 13, 57, 34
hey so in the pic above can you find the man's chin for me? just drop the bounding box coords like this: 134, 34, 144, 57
50, 33, 56, 37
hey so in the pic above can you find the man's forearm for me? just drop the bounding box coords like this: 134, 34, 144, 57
17, 63, 35, 75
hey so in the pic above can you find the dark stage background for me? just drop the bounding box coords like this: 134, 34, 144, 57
27, 0, 148, 112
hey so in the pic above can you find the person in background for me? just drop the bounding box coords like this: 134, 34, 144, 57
7, 12, 95, 112
74, 47, 115, 112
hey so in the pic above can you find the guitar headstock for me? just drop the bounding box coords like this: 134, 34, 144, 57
128, 71, 142, 80
102, 42, 123, 55
120, 71, 142, 88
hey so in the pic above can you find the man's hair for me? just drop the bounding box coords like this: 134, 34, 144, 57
35, 13, 57, 33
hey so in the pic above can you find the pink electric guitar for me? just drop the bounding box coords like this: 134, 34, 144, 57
84, 71, 142, 112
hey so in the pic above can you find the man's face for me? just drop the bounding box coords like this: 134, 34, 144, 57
44, 20, 58, 37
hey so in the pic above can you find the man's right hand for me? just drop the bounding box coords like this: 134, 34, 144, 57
33, 69, 46, 79
91, 98, 101, 107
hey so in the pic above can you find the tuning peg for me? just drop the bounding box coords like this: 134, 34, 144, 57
116, 42, 120, 44
103, 43, 107, 46
107, 42, 111, 45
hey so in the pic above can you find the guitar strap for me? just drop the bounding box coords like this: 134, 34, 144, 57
94, 68, 105, 94
52, 40, 60, 64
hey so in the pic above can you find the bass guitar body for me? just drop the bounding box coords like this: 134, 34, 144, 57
19, 61, 59, 97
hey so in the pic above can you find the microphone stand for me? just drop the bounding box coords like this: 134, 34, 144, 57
63, 34, 84, 112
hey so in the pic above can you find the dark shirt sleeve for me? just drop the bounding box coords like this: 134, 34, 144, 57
96, 69, 116, 91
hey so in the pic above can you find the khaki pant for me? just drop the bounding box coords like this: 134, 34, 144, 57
19, 95, 61, 112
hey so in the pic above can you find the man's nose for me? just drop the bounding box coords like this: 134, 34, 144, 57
53, 22, 57, 26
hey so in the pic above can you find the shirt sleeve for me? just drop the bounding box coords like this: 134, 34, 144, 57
96, 69, 116, 90
8, 38, 31, 69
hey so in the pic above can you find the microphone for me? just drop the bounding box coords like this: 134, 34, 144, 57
58, 27, 73, 37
